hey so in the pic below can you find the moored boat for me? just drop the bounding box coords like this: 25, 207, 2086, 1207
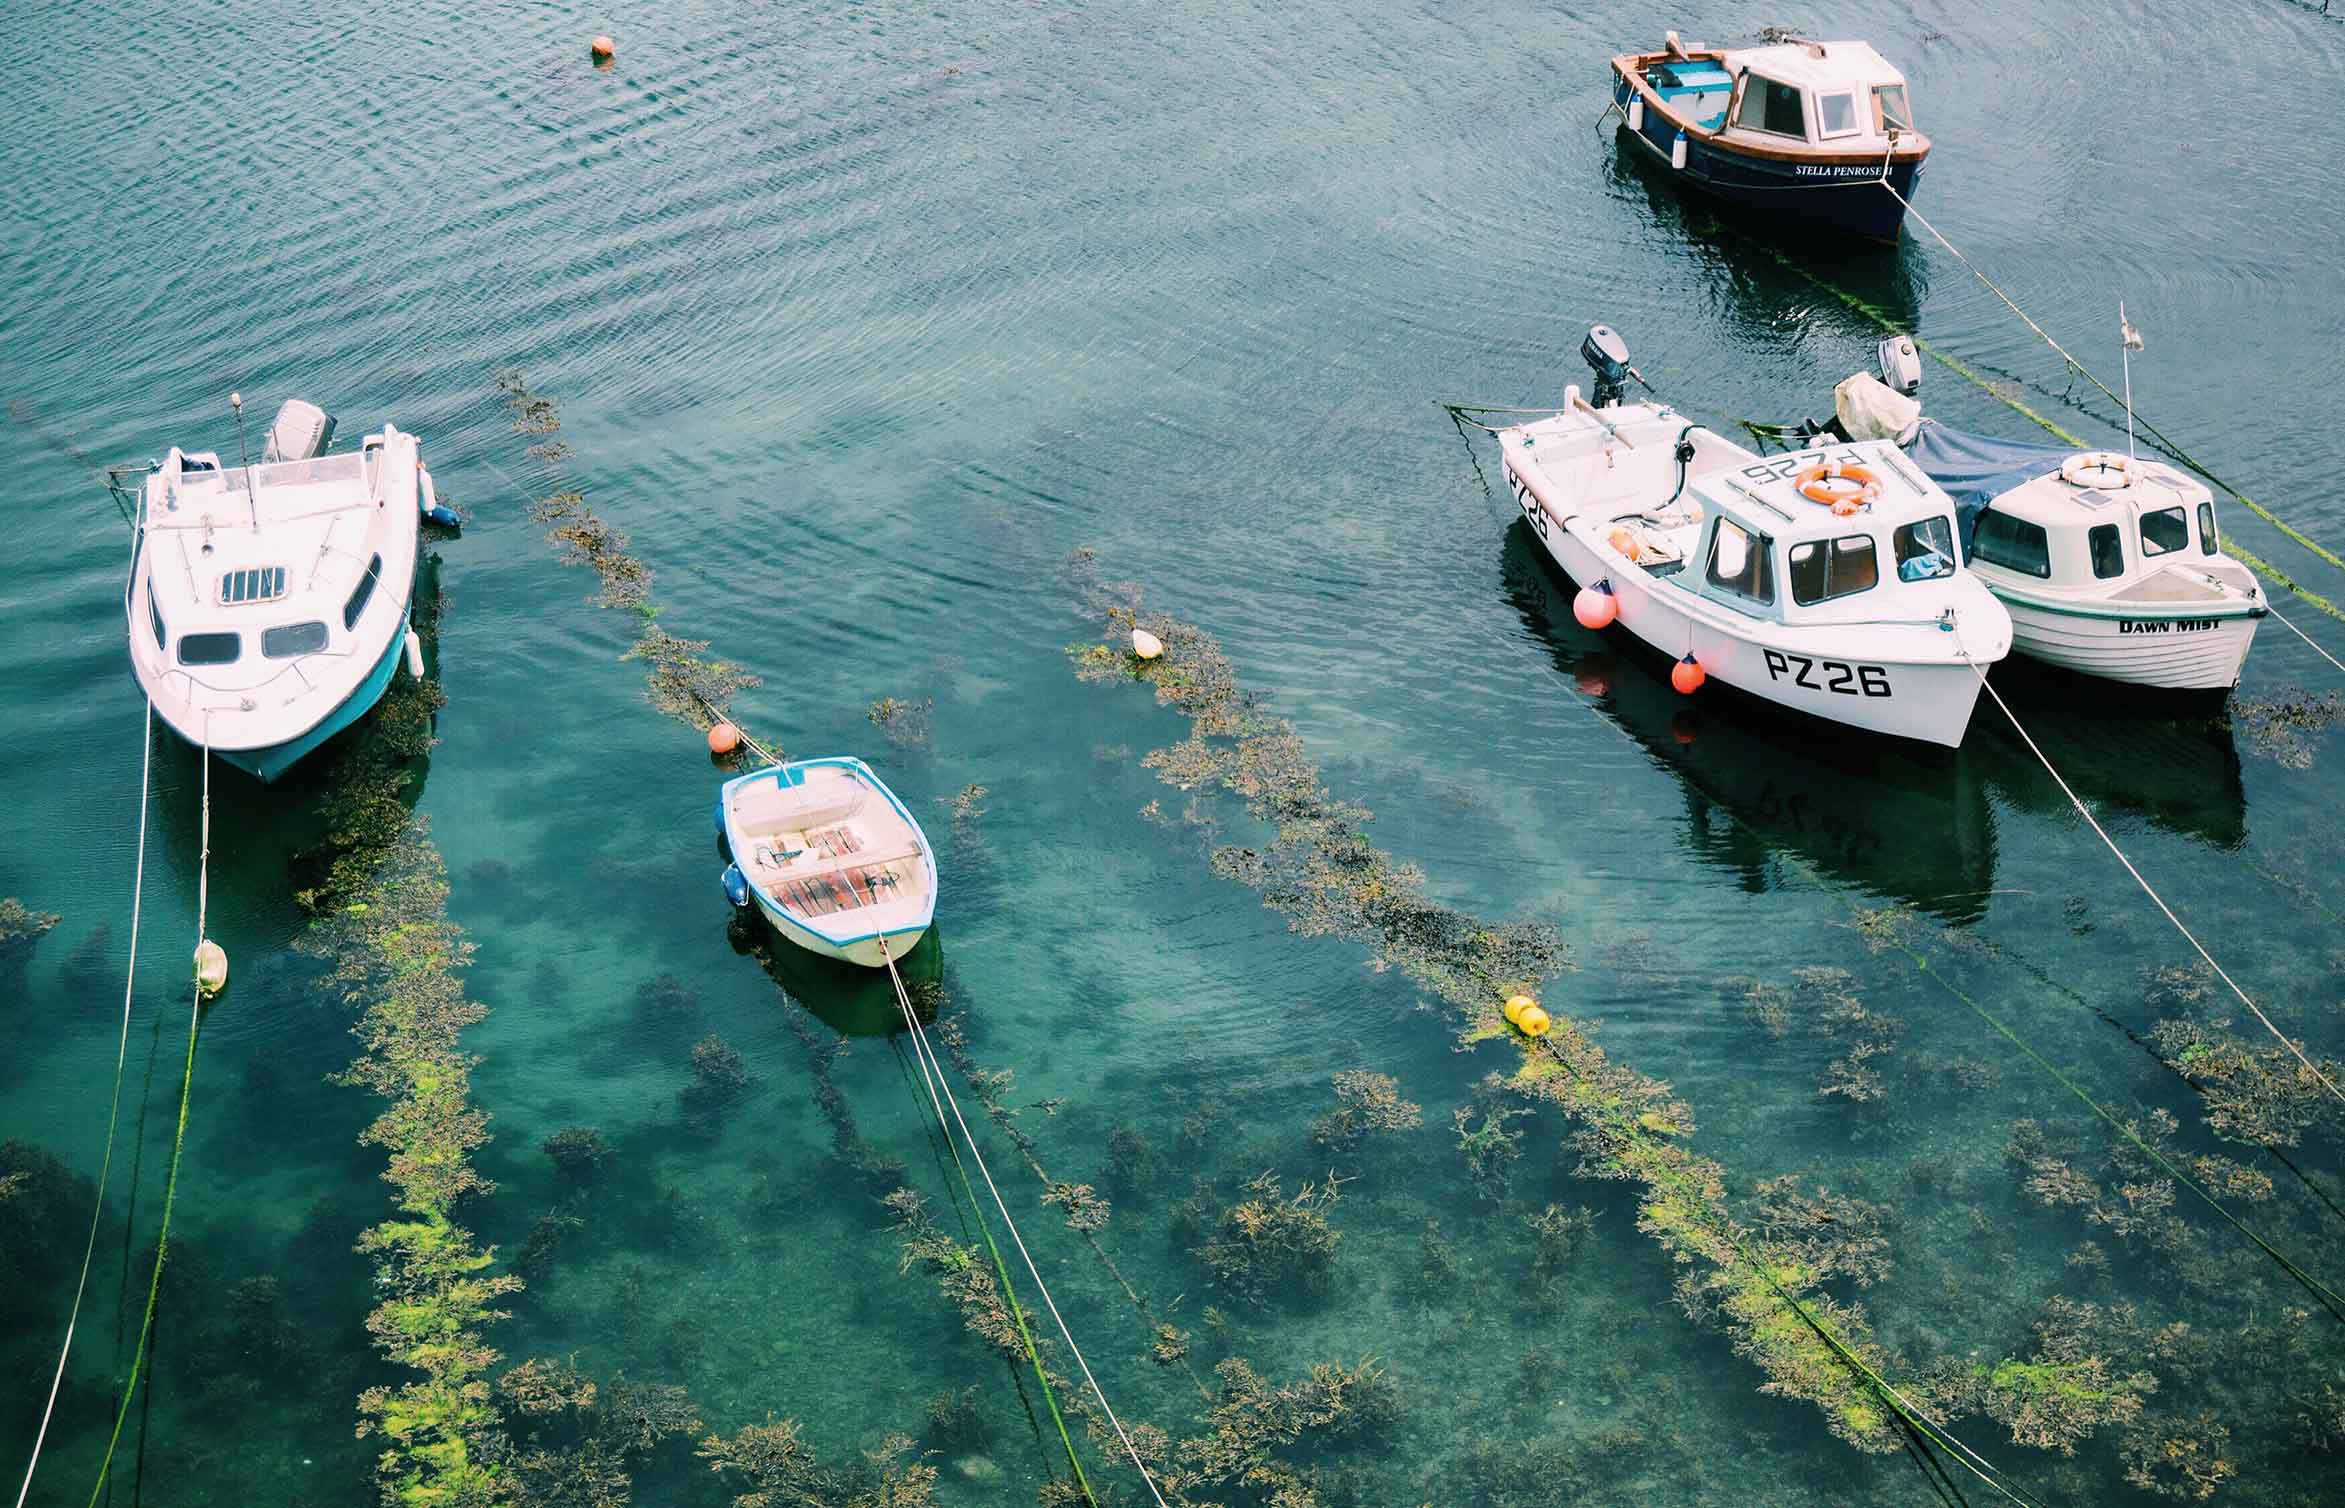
119, 399, 456, 780
1491, 329, 2011, 747
718, 756, 937, 968
1809, 370, 2266, 692
1610, 31, 1928, 243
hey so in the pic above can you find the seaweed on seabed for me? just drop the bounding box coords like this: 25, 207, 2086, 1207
495, 370, 771, 753
0, 897, 59, 961
293, 577, 523, 1505
1063, 551, 1940, 1456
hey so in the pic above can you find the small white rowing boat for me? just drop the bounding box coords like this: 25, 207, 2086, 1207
718, 757, 937, 968
1494, 328, 2012, 747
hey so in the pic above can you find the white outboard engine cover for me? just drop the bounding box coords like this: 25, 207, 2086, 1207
1876, 334, 1922, 396
1835, 372, 1922, 445
263, 399, 334, 462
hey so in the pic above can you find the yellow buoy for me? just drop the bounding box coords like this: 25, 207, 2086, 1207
1517, 1005, 1551, 1037
193, 939, 228, 997
1131, 628, 1164, 660
1503, 994, 1535, 1026
590, 34, 616, 62
708, 721, 742, 756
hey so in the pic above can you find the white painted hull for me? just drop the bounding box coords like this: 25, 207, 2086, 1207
2001, 597, 2259, 691
747, 894, 928, 967
1527, 509, 1985, 745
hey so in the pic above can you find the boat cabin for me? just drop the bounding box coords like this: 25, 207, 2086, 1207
1675, 442, 1969, 628
1961, 458, 2252, 602
1627, 38, 1920, 154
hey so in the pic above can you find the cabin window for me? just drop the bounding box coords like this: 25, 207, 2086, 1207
1706, 518, 1776, 604
1873, 84, 1913, 132
2139, 507, 2188, 557
343, 553, 382, 630
147, 582, 166, 651
1816, 91, 1860, 137
1894, 517, 1957, 581
1736, 76, 1807, 138
220, 566, 287, 605
2198, 501, 2218, 556
1789, 534, 1878, 605
2089, 523, 2125, 579
1972, 511, 2051, 577
263, 620, 330, 658
177, 631, 241, 667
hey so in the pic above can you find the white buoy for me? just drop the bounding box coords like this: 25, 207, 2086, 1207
1626, 97, 1643, 132
1670, 132, 1688, 170
403, 629, 425, 679
1131, 628, 1164, 660
194, 939, 228, 997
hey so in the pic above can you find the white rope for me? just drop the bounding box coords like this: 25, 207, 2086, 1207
1954, 638, 2345, 1111
11, 704, 155, 1508
2269, 605, 2345, 679
878, 942, 1170, 1508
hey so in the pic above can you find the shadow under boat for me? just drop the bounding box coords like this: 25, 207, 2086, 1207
726, 903, 945, 1038
1501, 521, 1998, 921
1967, 657, 2248, 851
1602, 146, 1931, 342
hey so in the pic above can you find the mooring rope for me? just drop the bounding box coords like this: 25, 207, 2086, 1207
880, 942, 1169, 1508
2270, 605, 2345, 679
12, 705, 155, 1508
79, 735, 211, 1508
1950, 633, 2345, 1114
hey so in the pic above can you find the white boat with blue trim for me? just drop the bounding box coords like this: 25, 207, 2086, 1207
719, 757, 937, 967
1493, 328, 2012, 747
120, 399, 457, 781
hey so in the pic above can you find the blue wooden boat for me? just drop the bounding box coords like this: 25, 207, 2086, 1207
1610, 33, 1929, 244
717, 757, 937, 968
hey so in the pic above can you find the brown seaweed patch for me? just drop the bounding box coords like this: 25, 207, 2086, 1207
867, 695, 934, 750
698, 1418, 940, 1507
1193, 1171, 1345, 1307
0, 897, 59, 958
1311, 1069, 1423, 1151
2148, 989, 2344, 1150
2229, 687, 2345, 769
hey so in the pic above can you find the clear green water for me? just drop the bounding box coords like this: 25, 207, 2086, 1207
7, 0, 2345, 1502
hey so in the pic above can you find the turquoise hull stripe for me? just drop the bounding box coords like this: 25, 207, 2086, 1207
216, 621, 408, 782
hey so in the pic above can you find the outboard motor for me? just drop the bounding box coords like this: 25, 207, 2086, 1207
1579, 324, 1645, 408
1876, 334, 1922, 397
263, 399, 335, 462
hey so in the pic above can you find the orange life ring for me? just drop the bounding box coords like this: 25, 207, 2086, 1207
1796, 461, 1880, 517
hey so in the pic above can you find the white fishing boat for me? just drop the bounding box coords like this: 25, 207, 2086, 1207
118, 398, 458, 781
1492, 329, 2012, 747
1812, 366, 2265, 691
718, 757, 937, 968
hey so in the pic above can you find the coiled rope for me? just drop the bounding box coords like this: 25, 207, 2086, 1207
11, 704, 154, 1508
80, 735, 211, 1508
1950, 628, 2345, 1114
879, 940, 1169, 1508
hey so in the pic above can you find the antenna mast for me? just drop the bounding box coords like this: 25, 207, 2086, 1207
2117, 303, 2143, 468
230, 392, 260, 530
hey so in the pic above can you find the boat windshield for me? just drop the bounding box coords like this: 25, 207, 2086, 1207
1874, 83, 1914, 132
1735, 75, 1808, 138
1894, 517, 1957, 581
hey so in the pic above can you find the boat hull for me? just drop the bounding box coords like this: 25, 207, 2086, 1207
745, 893, 929, 969
1612, 81, 1923, 242
2001, 597, 2260, 691
1508, 470, 1985, 747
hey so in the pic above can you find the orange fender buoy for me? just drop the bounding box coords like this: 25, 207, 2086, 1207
1671, 655, 1705, 695
708, 721, 742, 755
1573, 583, 1617, 630
590, 35, 616, 63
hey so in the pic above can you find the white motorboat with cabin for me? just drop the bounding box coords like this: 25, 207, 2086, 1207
1493, 329, 2012, 747
718, 757, 938, 968
1806, 362, 2265, 691
117, 398, 459, 780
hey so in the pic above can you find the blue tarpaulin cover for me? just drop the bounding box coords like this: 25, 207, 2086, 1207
1904, 419, 2077, 548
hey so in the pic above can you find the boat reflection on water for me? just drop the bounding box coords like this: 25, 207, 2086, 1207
1971, 658, 2247, 850
727, 905, 944, 1037
1603, 146, 1931, 345
1501, 522, 1997, 920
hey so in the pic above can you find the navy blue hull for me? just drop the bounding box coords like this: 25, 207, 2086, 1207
1614, 85, 1922, 243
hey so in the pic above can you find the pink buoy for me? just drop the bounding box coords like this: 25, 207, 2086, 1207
1671, 654, 1706, 696
1572, 583, 1617, 630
